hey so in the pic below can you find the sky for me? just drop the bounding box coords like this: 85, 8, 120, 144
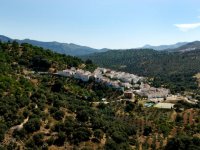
1, 0, 200, 49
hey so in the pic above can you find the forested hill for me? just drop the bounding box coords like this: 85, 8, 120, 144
0, 41, 124, 149
1, 41, 200, 150
81, 49, 200, 92
82, 49, 200, 76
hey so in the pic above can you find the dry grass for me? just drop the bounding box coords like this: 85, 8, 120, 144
194, 73, 200, 87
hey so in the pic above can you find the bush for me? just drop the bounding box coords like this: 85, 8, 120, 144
53, 110, 65, 120
73, 127, 92, 144
54, 132, 66, 146
104, 139, 118, 150
13, 128, 26, 140
111, 131, 127, 143
165, 136, 200, 150
0, 123, 7, 142
33, 133, 44, 146
125, 102, 135, 112
51, 80, 63, 92
24, 118, 41, 133
159, 124, 170, 137
30, 56, 51, 71
76, 110, 89, 122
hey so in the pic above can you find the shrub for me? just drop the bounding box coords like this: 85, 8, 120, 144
24, 118, 40, 133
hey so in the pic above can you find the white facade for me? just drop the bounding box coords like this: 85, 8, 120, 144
74, 70, 92, 82
56, 70, 74, 77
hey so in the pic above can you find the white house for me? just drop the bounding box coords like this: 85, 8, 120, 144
121, 82, 132, 89
74, 70, 92, 82
80, 73, 91, 82
56, 70, 74, 77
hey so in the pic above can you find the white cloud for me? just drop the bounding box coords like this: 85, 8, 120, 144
174, 23, 200, 32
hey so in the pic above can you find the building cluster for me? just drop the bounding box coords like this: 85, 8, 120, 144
56, 67, 92, 82
103, 69, 143, 84
94, 68, 144, 88
55, 67, 144, 90
135, 83, 170, 102
56, 67, 170, 101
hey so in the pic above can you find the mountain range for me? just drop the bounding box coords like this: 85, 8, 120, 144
0, 35, 100, 56
171, 41, 200, 52
1, 35, 200, 56
141, 42, 188, 51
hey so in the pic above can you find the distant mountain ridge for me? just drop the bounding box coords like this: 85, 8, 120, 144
141, 42, 188, 51
0, 35, 100, 56
1, 35, 200, 55
0, 35, 11, 42
171, 41, 200, 52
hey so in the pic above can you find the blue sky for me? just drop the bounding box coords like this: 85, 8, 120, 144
1, 0, 200, 49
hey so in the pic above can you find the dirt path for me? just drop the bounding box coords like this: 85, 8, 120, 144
10, 117, 29, 131
2, 117, 29, 145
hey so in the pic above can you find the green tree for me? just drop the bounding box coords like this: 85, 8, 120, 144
76, 110, 89, 122
24, 118, 41, 133
51, 80, 63, 92
0, 123, 7, 142
33, 133, 44, 146
111, 131, 127, 143
165, 136, 200, 150
53, 110, 65, 120
104, 139, 118, 150
12, 41, 19, 49
73, 127, 92, 144
30, 56, 51, 71
54, 132, 66, 146
85, 59, 93, 65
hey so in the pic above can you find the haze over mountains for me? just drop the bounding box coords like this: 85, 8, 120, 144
141, 42, 188, 51
1, 35, 200, 56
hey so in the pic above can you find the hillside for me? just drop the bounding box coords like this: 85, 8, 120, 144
81, 49, 200, 93
171, 41, 200, 52
0, 35, 100, 56
0, 41, 122, 149
1, 41, 200, 150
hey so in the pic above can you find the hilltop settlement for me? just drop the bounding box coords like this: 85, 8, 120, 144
55, 67, 198, 109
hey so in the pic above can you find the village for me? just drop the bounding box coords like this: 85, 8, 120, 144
55, 67, 198, 109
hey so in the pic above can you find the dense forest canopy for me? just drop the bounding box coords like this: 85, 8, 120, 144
81, 49, 200, 93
